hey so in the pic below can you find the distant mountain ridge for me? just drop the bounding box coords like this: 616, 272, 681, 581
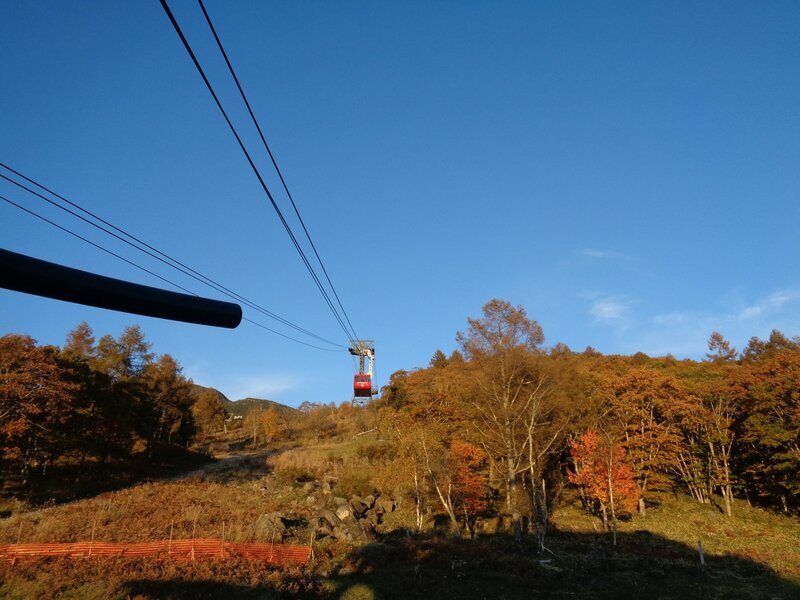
190, 384, 297, 418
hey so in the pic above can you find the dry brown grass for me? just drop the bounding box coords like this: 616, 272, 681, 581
0, 467, 305, 547
551, 490, 800, 583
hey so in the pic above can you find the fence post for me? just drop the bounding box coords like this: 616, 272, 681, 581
269, 530, 275, 563
12, 519, 22, 566
191, 518, 197, 561
88, 517, 97, 558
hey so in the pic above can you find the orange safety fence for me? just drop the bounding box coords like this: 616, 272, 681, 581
0, 539, 312, 565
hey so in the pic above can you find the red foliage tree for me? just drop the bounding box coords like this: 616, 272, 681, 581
568, 431, 639, 536
449, 439, 490, 518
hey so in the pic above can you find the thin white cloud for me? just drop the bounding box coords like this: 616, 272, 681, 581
591, 298, 631, 323
227, 374, 301, 400
652, 312, 692, 326
736, 290, 800, 321
580, 248, 630, 260
642, 287, 800, 358
652, 289, 800, 327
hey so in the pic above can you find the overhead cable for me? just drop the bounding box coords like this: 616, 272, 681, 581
0, 193, 340, 351
0, 165, 345, 349
197, 0, 360, 342
159, 0, 357, 346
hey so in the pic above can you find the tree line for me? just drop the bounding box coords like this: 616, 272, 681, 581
0, 322, 225, 493
372, 299, 800, 542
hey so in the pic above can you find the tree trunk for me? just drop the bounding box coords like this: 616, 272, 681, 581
608, 448, 618, 546
413, 461, 423, 531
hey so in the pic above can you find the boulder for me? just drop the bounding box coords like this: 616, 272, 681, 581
375, 497, 396, 513
319, 510, 341, 528
316, 524, 333, 538
351, 521, 377, 543
363, 494, 376, 509
350, 495, 369, 517
335, 505, 352, 521
254, 512, 286, 541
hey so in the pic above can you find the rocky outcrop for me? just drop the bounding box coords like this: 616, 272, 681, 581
303, 475, 396, 544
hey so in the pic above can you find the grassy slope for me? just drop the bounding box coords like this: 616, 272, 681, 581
0, 441, 798, 599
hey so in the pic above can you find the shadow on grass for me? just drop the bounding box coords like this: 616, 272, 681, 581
1, 442, 213, 507
110, 528, 800, 600
325, 528, 799, 600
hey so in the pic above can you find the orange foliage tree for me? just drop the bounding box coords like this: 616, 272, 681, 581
568, 431, 639, 542
449, 439, 490, 533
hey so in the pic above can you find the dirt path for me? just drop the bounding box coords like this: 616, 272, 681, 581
170, 449, 275, 483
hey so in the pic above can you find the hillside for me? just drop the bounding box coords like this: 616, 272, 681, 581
0, 438, 797, 599
190, 384, 297, 418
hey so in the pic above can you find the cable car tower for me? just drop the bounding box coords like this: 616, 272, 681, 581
349, 340, 376, 405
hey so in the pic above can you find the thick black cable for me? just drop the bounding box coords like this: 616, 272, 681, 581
0, 167, 346, 349
197, 0, 360, 343
1, 193, 195, 295
0, 193, 341, 351
159, 0, 356, 346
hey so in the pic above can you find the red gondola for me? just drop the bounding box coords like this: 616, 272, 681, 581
353, 374, 372, 398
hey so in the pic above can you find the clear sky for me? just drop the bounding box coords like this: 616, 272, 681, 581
2, 1, 799, 406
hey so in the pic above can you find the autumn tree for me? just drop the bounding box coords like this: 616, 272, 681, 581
568, 430, 639, 544
706, 332, 737, 362
609, 367, 689, 514
260, 407, 287, 445
0, 335, 80, 484
457, 299, 546, 541
449, 439, 490, 535
142, 354, 195, 446
63, 322, 96, 359
192, 388, 226, 437
737, 343, 800, 513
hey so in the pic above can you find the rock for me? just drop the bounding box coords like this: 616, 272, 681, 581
375, 497, 396, 513
363, 494, 376, 509
351, 521, 377, 543
302, 481, 316, 493
335, 505, 352, 521
306, 495, 317, 506
333, 526, 351, 542
254, 512, 286, 541
320, 510, 341, 528
350, 495, 369, 517
322, 481, 332, 494
334, 496, 348, 506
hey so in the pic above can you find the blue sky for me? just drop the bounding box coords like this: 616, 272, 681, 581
2, 1, 799, 406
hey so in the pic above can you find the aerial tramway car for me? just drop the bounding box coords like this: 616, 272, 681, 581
353, 374, 372, 398
349, 340, 376, 403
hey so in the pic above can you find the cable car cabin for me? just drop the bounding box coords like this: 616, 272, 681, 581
353, 374, 372, 398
